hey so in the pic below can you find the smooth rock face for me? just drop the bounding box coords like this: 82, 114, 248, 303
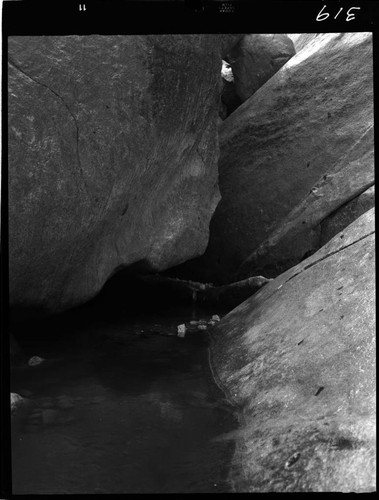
227, 34, 295, 102
185, 32, 373, 283
8, 35, 222, 312
320, 185, 375, 246
210, 209, 376, 492
238, 127, 374, 278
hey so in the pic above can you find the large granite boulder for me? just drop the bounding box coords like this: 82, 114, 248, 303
227, 34, 295, 102
177, 32, 373, 284
8, 35, 223, 313
210, 209, 376, 492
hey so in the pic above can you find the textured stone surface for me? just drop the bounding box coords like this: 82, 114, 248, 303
209, 209, 376, 492
8, 35, 222, 312
287, 33, 324, 52
179, 32, 373, 284
320, 185, 375, 246
238, 127, 374, 278
227, 34, 295, 102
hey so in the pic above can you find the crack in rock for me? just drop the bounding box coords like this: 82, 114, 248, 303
8, 58, 87, 193
281, 230, 375, 287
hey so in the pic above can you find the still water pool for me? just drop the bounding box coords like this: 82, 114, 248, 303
11, 307, 237, 494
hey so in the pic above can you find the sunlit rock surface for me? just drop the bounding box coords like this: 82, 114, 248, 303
8, 35, 222, 312
210, 209, 376, 492
11, 393, 24, 414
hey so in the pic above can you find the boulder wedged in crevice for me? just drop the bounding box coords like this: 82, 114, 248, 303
209, 208, 376, 492
219, 34, 295, 120
226, 34, 295, 103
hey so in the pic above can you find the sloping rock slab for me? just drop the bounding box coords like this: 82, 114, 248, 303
8, 35, 222, 313
190, 33, 373, 284
209, 209, 375, 492
320, 185, 375, 246
238, 126, 374, 278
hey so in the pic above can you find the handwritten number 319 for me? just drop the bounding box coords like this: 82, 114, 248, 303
317, 5, 360, 21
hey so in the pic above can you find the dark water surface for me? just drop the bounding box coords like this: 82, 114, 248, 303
11, 306, 237, 494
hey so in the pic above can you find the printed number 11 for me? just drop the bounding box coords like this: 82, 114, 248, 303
79, 4, 86, 11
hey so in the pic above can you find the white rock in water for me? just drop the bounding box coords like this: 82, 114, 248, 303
28, 355, 45, 366
177, 324, 186, 337
10, 393, 23, 413
198, 324, 207, 330
212, 315, 221, 322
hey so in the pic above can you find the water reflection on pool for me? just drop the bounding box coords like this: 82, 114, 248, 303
11, 307, 237, 494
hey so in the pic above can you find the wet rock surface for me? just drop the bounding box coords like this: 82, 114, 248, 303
209, 209, 375, 492
8, 35, 222, 313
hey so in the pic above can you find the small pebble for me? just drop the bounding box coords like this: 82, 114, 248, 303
212, 315, 221, 322
208, 320, 216, 326
28, 356, 45, 367
198, 324, 207, 330
177, 324, 186, 338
